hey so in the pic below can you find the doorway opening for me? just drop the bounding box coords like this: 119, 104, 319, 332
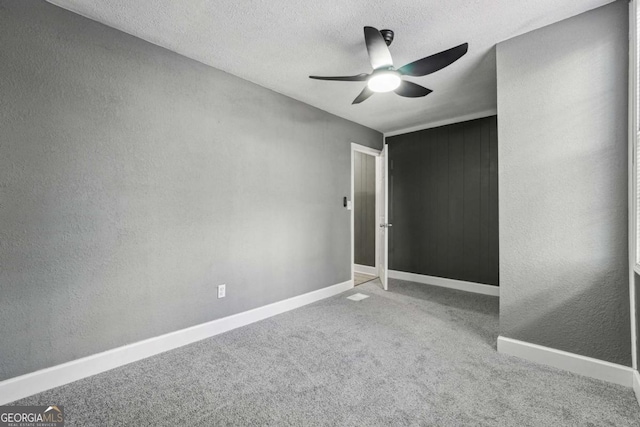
351, 143, 388, 290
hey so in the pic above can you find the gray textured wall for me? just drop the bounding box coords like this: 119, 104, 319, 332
497, 1, 631, 365
0, 1, 381, 381
387, 117, 499, 285
354, 151, 375, 267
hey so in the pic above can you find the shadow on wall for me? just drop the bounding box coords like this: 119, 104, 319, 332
440, 45, 497, 109
500, 268, 631, 366
497, 0, 630, 369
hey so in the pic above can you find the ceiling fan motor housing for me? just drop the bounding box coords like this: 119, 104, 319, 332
380, 29, 394, 46
308, 26, 469, 104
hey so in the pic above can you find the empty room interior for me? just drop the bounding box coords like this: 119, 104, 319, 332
3, 0, 640, 425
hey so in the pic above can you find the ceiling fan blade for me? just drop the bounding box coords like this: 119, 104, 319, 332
309, 73, 369, 82
398, 43, 468, 77
364, 26, 393, 70
352, 86, 374, 104
394, 81, 433, 98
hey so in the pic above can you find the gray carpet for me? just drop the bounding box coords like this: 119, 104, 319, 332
11, 279, 640, 426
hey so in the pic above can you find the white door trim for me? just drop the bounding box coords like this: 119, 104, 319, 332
380, 143, 389, 290
628, 0, 638, 371
351, 142, 382, 285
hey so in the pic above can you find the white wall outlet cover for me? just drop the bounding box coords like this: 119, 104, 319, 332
217, 284, 226, 299
347, 293, 369, 301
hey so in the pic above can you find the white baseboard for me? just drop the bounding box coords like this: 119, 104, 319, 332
388, 270, 500, 296
497, 336, 635, 387
0, 279, 353, 405
634, 370, 640, 407
354, 264, 377, 276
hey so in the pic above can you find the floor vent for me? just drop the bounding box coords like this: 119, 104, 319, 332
347, 293, 369, 301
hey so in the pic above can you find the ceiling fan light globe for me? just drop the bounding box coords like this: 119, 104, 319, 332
367, 71, 401, 93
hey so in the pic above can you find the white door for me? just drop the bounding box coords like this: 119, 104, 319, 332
378, 143, 389, 291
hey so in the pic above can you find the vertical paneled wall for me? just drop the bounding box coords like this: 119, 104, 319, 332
354, 151, 376, 267
387, 116, 498, 286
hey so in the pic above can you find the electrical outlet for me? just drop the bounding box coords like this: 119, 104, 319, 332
217, 284, 226, 299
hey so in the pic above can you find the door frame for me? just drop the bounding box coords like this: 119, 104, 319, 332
628, 0, 638, 371
351, 142, 383, 284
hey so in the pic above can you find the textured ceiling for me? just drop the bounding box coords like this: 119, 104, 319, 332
47, 0, 614, 133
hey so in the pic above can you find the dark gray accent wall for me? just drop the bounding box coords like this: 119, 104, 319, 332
387, 117, 499, 285
354, 151, 376, 267
497, 1, 630, 365
0, 1, 382, 381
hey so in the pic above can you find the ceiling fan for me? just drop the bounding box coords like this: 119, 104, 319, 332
309, 27, 468, 104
